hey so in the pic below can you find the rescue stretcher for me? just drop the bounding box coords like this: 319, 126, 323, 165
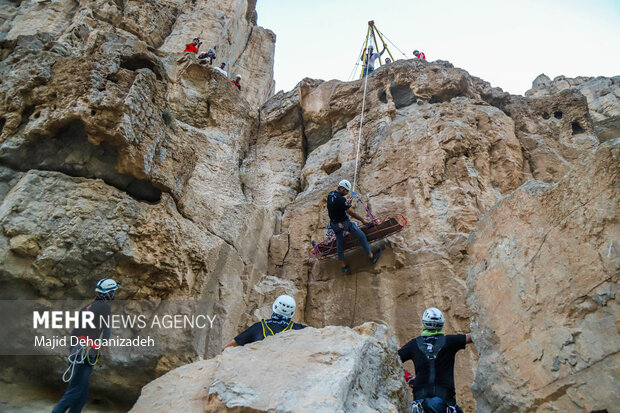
310, 215, 407, 259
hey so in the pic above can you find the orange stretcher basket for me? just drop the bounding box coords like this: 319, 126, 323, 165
309, 215, 407, 259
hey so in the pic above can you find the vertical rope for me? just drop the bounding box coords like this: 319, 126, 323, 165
352, 66, 371, 194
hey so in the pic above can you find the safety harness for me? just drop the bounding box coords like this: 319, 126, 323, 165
62, 341, 100, 383
260, 319, 294, 338
413, 335, 453, 401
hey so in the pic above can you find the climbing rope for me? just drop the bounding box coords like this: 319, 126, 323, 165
62, 345, 100, 383
352, 61, 370, 194
348, 38, 369, 81
375, 27, 409, 59
352, 191, 378, 224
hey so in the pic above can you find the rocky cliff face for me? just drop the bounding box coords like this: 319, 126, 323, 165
527, 74, 619, 141
467, 139, 619, 412
0, 2, 618, 412
0, 0, 277, 410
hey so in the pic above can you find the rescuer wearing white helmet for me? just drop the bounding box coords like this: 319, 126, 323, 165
52, 278, 119, 413
397, 308, 473, 413
326, 179, 382, 274
222, 295, 307, 349
231, 74, 242, 90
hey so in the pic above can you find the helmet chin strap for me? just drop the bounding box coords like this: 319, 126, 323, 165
96, 291, 114, 301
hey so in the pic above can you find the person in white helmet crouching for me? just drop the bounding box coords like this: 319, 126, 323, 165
327, 179, 381, 274
222, 295, 307, 350
397, 307, 473, 413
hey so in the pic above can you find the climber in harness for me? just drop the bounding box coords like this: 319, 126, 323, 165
327, 180, 382, 274
222, 295, 306, 350
398, 308, 472, 413
361, 44, 386, 77
52, 278, 119, 413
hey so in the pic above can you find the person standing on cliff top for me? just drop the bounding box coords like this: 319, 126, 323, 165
361, 44, 386, 77
398, 307, 473, 413
214, 62, 228, 77
52, 279, 119, 413
413, 50, 426, 60
184, 38, 202, 54
327, 179, 382, 274
222, 295, 306, 350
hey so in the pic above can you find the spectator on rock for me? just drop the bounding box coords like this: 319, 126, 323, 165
198, 48, 216, 65
184, 37, 202, 54
214, 62, 228, 77
413, 49, 426, 60
222, 295, 306, 350
385, 58, 392, 64
398, 308, 473, 413
231, 74, 241, 90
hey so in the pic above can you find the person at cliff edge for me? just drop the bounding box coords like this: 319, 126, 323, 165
183, 37, 202, 54
327, 179, 381, 274
214, 62, 228, 77
198, 48, 216, 65
361, 44, 386, 77
398, 307, 473, 413
222, 295, 306, 349
52, 279, 119, 413
413, 49, 426, 60
231, 74, 242, 90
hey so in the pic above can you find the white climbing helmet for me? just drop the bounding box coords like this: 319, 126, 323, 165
368, 45, 374, 50
422, 307, 444, 330
338, 179, 351, 191
235, 74, 242, 79
95, 278, 119, 294
273, 295, 296, 318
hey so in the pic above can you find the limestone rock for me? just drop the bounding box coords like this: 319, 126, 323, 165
1, 1, 619, 408
466, 139, 620, 412
0, 0, 277, 409
159, 0, 275, 106
530, 73, 551, 90
526, 74, 620, 141
496, 90, 598, 183
130, 322, 410, 413
243, 60, 527, 411
1, 0, 274, 107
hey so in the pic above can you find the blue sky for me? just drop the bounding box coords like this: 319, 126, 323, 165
255, 0, 620, 95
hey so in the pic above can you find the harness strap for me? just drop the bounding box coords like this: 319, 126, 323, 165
414, 335, 447, 400
414, 386, 453, 401
261, 319, 294, 338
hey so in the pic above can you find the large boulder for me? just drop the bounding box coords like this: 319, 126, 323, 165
130, 322, 410, 413
466, 139, 619, 412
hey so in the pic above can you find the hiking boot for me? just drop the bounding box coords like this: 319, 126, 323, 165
371, 249, 382, 264
341, 265, 351, 274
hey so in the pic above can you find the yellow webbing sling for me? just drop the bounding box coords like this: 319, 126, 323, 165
261, 319, 294, 338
